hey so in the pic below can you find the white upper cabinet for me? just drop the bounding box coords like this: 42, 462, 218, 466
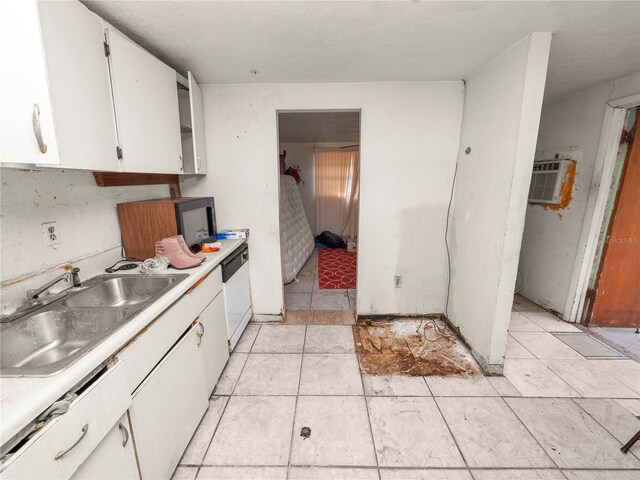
1, 0, 60, 166
1, 0, 206, 176
189, 72, 207, 174
106, 28, 183, 174
177, 72, 207, 175
38, 1, 120, 171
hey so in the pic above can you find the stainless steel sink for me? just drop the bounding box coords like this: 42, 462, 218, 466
0, 274, 188, 376
0, 309, 131, 376
62, 275, 183, 308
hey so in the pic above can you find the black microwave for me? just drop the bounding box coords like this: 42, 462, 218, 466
175, 197, 218, 251
117, 197, 217, 259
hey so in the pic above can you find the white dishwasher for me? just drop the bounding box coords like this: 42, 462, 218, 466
221, 243, 252, 350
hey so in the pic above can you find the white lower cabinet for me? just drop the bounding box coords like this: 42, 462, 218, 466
199, 292, 230, 395
128, 324, 208, 479
1, 363, 129, 480
71, 413, 139, 480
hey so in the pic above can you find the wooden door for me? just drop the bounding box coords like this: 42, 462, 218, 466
106, 28, 183, 174
38, 0, 120, 171
591, 110, 640, 327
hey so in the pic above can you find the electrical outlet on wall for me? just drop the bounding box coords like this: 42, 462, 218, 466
42, 221, 60, 247
394, 275, 402, 288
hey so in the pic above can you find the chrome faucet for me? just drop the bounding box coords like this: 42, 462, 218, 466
1, 268, 82, 324
27, 267, 81, 303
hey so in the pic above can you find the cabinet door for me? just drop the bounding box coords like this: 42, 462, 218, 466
188, 71, 207, 174
1, 362, 130, 479
129, 324, 208, 479
37, 1, 119, 171
71, 413, 139, 480
0, 0, 59, 165
106, 28, 183, 174
199, 292, 230, 394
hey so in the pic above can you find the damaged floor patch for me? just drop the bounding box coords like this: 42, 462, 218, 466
353, 319, 481, 377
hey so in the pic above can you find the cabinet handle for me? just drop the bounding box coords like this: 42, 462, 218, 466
197, 155, 201, 171
54, 424, 88, 460
196, 321, 205, 346
118, 422, 129, 447
179, 155, 184, 172
32, 104, 48, 154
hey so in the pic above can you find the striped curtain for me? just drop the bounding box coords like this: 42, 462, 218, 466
314, 149, 360, 238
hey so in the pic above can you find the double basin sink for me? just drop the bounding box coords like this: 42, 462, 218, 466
0, 274, 188, 377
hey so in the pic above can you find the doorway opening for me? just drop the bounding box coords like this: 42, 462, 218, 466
511, 98, 640, 362
276, 110, 361, 324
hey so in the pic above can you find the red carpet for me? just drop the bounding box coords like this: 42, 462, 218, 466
318, 248, 357, 289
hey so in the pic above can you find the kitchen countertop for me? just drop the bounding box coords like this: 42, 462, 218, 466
0, 239, 245, 447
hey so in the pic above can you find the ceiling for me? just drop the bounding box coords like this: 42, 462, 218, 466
278, 112, 360, 143
83, 1, 640, 100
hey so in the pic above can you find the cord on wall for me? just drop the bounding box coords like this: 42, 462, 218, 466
443, 160, 458, 319
443, 79, 467, 320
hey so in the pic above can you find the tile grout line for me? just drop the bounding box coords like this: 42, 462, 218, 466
245, 324, 262, 353
192, 327, 260, 468
195, 395, 232, 470
507, 331, 540, 360
193, 463, 639, 471
501, 396, 565, 471
431, 392, 471, 472
285, 324, 307, 478
359, 369, 382, 479
512, 354, 583, 397
228, 349, 252, 396
569, 397, 640, 462
421, 376, 434, 396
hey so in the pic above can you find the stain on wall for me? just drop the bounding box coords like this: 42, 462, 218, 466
540, 160, 577, 211
0, 168, 167, 283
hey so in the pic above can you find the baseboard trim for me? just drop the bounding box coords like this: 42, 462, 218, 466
251, 313, 283, 323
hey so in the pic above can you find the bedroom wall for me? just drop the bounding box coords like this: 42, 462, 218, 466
182, 82, 464, 317
447, 34, 551, 373
279, 143, 315, 233
518, 71, 640, 320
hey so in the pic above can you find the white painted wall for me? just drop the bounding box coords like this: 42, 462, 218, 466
447, 34, 552, 372
519, 71, 640, 319
181, 82, 464, 316
0, 168, 167, 309
279, 143, 315, 233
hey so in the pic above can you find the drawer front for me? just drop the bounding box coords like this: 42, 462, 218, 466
129, 325, 208, 479
188, 266, 222, 319
2, 362, 130, 480
118, 295, 192, 393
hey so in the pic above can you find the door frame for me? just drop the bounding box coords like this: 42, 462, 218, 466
275, 109, 363, 317
567, 94, 640, 323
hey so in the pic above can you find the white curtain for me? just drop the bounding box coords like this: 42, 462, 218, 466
314, 149, 360, 238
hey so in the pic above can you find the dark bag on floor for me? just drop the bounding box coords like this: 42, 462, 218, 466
315, 231, 346, 249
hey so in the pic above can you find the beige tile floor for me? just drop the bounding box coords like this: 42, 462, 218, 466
175, 297, 640, 480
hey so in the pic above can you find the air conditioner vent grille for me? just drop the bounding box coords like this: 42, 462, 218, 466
528, 159, 572, 205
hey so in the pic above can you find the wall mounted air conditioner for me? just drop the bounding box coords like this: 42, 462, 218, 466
528, 159, 573, 205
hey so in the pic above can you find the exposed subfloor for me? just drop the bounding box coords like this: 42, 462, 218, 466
173, 299, 640, 480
